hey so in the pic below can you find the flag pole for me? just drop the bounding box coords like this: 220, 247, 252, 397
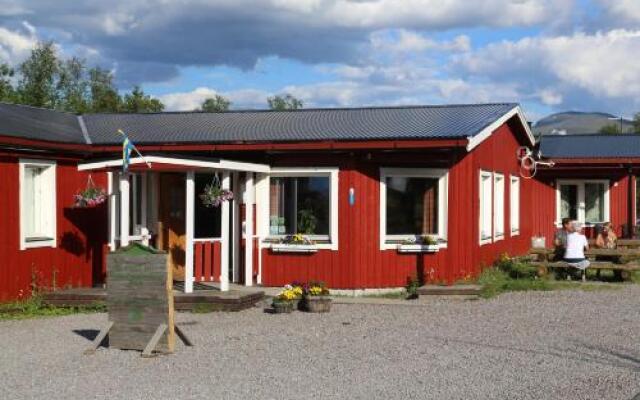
117, 129, 152, 169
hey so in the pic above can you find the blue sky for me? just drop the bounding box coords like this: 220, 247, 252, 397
1, 0, 640, 121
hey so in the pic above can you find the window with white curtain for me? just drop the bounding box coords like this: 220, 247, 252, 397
494, 173, 505, 239
20, 159, 56, 250
479, 170, 493, 244
379, 167, 449, 249
556, 180, 609, 225
510, 175, 520, 235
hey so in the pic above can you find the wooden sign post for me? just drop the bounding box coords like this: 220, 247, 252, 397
85, 243, 191, 357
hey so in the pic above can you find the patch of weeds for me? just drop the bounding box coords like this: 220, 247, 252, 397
0, 296, 106, 320
478, 255, 622, 299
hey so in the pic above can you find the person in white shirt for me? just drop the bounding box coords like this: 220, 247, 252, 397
564, 221, 590, 271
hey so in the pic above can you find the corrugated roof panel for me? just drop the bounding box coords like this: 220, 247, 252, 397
0, 102, 86, 143
540, 135, 640, 159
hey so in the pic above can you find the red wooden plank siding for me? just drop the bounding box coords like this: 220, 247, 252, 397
193, 241, 221, 282
0, 157, 108, 301
260, 117, 544, 288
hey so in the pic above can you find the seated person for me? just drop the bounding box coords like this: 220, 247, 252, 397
564, 221, 590, 272
553, 217, 573, 260
595, 222, 617, 249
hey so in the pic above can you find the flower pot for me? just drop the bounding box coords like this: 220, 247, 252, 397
291, 298, 304, 311
272, 301, 294, 314
303, 296, 332, 313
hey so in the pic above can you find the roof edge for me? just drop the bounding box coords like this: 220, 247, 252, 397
466, 105, 535, 151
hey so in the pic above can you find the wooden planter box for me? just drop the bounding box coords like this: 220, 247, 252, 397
397, 244, 440, 253
271, 244, 318, 253
272, 301, 295, 314
303, 296, 332, 313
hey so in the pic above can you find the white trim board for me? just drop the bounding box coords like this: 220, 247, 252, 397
379, 167, 449, 251
466, 105, 535, 151
555, 179, 610, 226
266, 167, 339, 251
79, 156, 270, 173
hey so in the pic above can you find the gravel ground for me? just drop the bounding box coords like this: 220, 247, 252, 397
1, 287, 640, 400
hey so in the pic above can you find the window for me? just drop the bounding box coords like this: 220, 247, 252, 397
479, 170, 493, 244
493, 173, 505, 239
267, 168, 339, 249
510, 175, 520, 235
556, 180, 609, 225
19, 159, 56, 250
380, 168, 448, 249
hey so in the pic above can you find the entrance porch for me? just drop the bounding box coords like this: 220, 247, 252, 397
79, 156, 270, 293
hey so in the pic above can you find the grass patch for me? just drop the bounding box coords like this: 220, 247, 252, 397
478, 255, 624, 299
0, 295, 105, 320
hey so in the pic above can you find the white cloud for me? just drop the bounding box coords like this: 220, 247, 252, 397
159, 87, 270, 111
370, 30, 470, 54
0, 23, 38, 65
457, 29, 640, 100
270, 0, 569, 29
597, 0, 640, 25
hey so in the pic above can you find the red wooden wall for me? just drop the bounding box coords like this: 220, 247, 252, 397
261, 117, 540, 288
0, 156, 108, 301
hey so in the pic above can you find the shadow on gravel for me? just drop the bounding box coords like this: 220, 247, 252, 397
73, 329, 99, 342
420, 335, 640, 372
564, 342, 640, 372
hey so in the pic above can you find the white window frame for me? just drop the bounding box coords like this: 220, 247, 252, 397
379, 167, 449, 250
264, 167, 339, 250
19, 159, 57, 250
479, 170, 493, 245
493, 173, 505, 241
510, 175, 520, 236
555, 179, 610, 226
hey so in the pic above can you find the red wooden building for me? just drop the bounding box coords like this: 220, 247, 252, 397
1, 102, 629, 301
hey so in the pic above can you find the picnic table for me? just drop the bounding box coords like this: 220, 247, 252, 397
528, 247, 640, 281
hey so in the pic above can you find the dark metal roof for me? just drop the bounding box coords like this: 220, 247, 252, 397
0, 102, 520, 145
82, 103, 518, 144
0, 102, 85, 143
540, 134, 640, 159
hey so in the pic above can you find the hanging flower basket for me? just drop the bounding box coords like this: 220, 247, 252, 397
200, 175, 234, 207
73, 175, 107, 208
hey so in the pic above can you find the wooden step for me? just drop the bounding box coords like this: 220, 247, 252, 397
417, 284, 482, 296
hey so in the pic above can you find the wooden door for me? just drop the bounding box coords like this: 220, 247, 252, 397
158, 174, 186, 281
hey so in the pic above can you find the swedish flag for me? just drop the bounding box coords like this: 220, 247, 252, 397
122, 136, 135, 172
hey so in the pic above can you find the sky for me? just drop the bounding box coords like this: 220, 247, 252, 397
1, 0, 640, 121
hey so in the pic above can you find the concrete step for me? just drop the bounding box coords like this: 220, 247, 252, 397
417, 284, 483, 296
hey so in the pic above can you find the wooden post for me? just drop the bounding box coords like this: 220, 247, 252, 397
232, 172, 240, 283
119, 172, 130, 247
254, 173, 268, 285
245, 172, 254, 287
185, 171, 195, 294
220, 171, 231, 291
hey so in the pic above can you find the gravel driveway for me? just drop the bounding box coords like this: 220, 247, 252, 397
1, 286, 640, 400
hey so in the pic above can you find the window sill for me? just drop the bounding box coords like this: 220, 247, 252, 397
511, 230, 520, 236
479, 237, 492, 246
270, 243, 319, 253
21, 238, 56, 250
396, 244, 440, 253
494, 234, 505, 242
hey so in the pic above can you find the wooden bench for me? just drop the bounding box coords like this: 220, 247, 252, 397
529, 260, 639, 281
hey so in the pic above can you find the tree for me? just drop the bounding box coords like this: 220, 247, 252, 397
599, 123, 623, 135
0, 63, 16, 102
267, 93, 303, 110
88, 67, 121, 113
632, 112, 640, 134
57, 57, 90, 113
121, 85, 164, 113
18, 41, 59, 108
200, 95, 231, 112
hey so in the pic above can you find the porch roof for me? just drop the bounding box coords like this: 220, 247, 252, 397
78, 155, 270, 173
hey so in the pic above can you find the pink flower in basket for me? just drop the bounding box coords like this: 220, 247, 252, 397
73, 187, 107, 208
